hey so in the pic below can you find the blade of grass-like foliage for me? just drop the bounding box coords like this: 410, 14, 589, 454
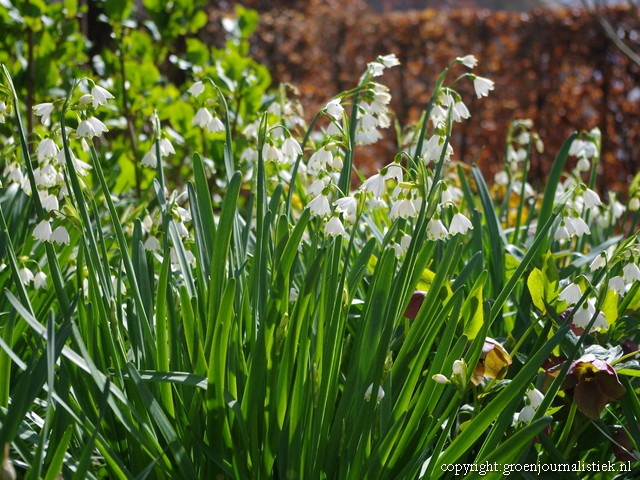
533, 132, 577, 254
27, 313, 57, 480
210, 171, 241, 320
154, 251, 175, 415
472, 165, 506, 297
42, 425, 72, 480
0, 317, 70, 449
125, 364, 198, 478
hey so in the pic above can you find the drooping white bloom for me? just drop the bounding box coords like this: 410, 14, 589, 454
36, 138, 59, 163
34, 271, 47, 290
144, 236, 162, 252
427, 218, 449, 241
472, 75, 494, 99
383, 164, 403, 183
176, 206, 192, 222
159, 138, 175, 157
334, 196, 358, 223
34, 103, 55, 124
207, 116, 225, 133
368, 61, 385, 77
554, 222, 570, 241
449, 213, 473, 235
282, 137, 302, 158
559, 282, 582, 305
79, 94, 93, 105
192, 108, 213, 128
390, 198, 417, 220
457, 54, 478, 69
517, 405, 536, 424
623, 263, 640, 283
494, 171, 509, 186
306, 194, 331, 217
608, 276, 626, 295
308, 177, 329, 198
33, 220, 52, 242
308, 147, 333, 173
364, 383, 385, 402
50, 226, 70, 244
361, 174, 386, 198
77, 118, 105, 139
262, 143, 283, 163
188, 80, 205, 98
612, 199, 626, 220
583, 188, 601, 209
0, 100, 6, 123
568, 216, 590, 237
91, 85, 114, 108
378, 53, 400, 68
40, 192, 59, 212
589, 253, 607, 271
141, 150, 157, 169
526, 388, 544, 409
573, 299, 606, 331
325, 99, 344, 120
324, 216, 346, 237
452, 101, 471, 122
18, 268, 34, 285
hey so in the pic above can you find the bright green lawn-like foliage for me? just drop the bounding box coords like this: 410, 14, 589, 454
1, 4, 640, 480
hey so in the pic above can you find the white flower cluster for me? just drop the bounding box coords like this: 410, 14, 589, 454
7, 82, 116, 289
516, 386, 545, 424
301, 54, 491, 245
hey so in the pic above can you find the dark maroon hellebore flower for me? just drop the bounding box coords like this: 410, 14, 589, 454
562, 354, 626, 420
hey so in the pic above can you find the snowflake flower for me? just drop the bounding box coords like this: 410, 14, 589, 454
91, 85, 115, 108
559, 282, 582, 305
427, 218, 449, 241
334, 196, 358, 223
34, 271, 47, 290
449, 212, 473, 235
361, 174, 386, 198
36, 138, 59, 163
589, 253, 607, 271
608, 276, 625, 295
159, 138, 175, 157
50, 226, 70, 244
188, 80, 205, 98
623, 263, 640, 283
18, 268, 34, 285
192, 108, 213, 128
207, 116, 225, 133
306, 194, 331, 217
33, 220, 52, 242
262, 143, 283, 163
282, 137, 302, 158
34, 103, 54, 124
471, 75, 494, 99
141, 150, 157, 169
324, 216, 346, 237
583, 188, 602, 209
144, 236, 162, 252
457, 54, 478, 68
325, 99, 344, 120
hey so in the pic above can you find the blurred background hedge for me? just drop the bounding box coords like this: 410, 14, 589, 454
204, 0, 639, 192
